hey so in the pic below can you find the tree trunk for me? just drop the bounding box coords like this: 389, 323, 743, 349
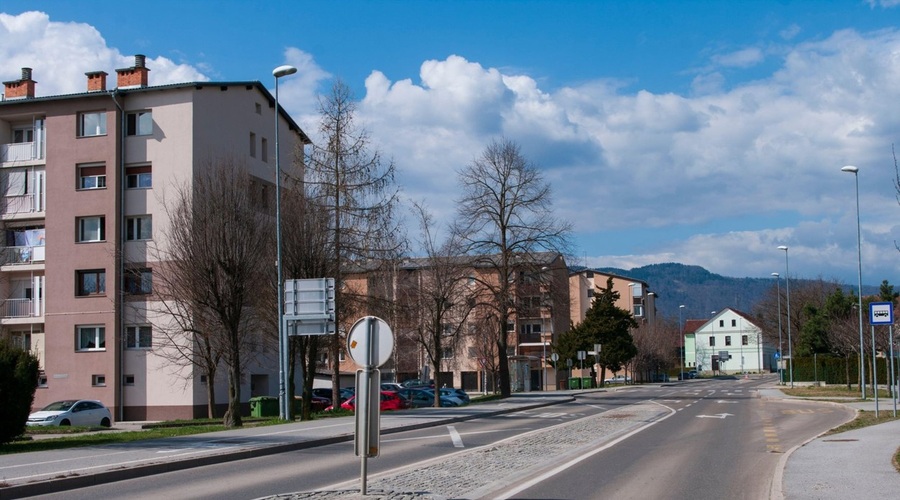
206, 367, 217, 419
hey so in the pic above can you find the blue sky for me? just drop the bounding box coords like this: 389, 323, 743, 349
3, 1, 900, 287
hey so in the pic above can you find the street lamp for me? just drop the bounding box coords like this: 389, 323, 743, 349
679, 305, 685, 376
274, 64, 297, 420
842, 165, 866, 400
772, 272, 783, 385
778, 245, 793, 388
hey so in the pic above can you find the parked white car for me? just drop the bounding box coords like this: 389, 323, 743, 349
27, 399, 112, 427
604, 375, 631, 384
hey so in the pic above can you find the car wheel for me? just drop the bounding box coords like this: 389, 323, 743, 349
100, 417, 111, 427
59, 419, 71, 426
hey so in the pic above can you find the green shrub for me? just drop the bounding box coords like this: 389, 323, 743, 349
0, 339, 39, 444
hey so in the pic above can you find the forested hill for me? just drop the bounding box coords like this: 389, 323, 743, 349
594, 263, 870, 322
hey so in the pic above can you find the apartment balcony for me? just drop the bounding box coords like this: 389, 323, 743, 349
1, 297, 44, 323
0, 193, 44, 219
0, 141, 44, 166
0, 245, 45, 271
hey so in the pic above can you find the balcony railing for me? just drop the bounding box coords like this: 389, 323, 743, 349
0, 245, 45, 266
0, 141, 42, 163
0, 194, 38, 215
1, 298, 39, 318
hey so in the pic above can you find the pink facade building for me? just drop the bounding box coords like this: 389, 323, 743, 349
0, 56, 308, 421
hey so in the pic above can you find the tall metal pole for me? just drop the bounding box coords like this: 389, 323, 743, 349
778, 246, 793, 388
679, 305, 685, 376
773, 273, 783, 385
842, 166, 866, 399
274, 65, 297, 420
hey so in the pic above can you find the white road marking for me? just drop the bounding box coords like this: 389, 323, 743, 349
697, 413, 734, 419
447, 425, 464, 448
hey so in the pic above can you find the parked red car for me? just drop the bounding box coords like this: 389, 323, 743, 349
327, 390, 406, 412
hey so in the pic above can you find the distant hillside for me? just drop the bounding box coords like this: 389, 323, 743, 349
595, 263, 874, 322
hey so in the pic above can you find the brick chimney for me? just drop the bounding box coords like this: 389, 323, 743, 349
3, 68, 36, 99
115, 54, 150, 88
86, 71, 108, 92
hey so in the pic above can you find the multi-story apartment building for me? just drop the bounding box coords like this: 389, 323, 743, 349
569, 269, 656, 328
0, 56, 308, 421
338, 252, 570, 393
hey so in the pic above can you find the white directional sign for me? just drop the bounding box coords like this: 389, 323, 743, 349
869, 302, 894, 325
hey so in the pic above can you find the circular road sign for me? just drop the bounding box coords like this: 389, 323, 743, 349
551, 353, 559, 362
347, 316, 394, 368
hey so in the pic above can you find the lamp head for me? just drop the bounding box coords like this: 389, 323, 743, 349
273, 65, 298, 78
771, 272, 779, 277
777, 245, 788, 251
841, 165, 859, 174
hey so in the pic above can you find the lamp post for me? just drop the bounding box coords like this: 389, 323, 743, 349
274, 64, 297, 420
772, 272, 783, 385
842, 165, 866, 399
778, 246, 793, 388
679, 305, 685, 377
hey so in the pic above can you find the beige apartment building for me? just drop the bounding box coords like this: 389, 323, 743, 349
338, 252, 570, 392
0, 56, 308, 421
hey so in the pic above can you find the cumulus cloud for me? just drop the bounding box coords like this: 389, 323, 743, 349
3, 10, 900, 283
0, 11, 205, 95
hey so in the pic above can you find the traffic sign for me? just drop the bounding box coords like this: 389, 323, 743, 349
347, 316, 394, 368
869, 302, 894, 325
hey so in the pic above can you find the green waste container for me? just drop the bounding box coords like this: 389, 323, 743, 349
250, 396, 279, 417
567, 377, 582, 390
581, 377, 593, 389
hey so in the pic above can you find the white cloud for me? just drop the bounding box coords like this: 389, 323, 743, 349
712, 47, 765, 68
0, 11, 205, 96
4, 10, 900, 283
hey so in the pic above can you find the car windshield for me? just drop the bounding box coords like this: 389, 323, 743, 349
41, 400, 76, 411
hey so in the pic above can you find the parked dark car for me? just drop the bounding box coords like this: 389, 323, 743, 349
395, 388, 458, 408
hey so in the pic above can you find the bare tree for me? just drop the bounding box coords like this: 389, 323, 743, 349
454, 138, 571, 397
152, 157, 269, 427
397, 202, 477, 405
305, 79, 402, 405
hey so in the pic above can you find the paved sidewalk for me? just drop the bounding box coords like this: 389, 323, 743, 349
762, 387, 900, 499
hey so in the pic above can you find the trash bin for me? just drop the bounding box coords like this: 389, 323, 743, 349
567, 377, 583, 390
581, 377, 593, 389
250, 396, 278, 417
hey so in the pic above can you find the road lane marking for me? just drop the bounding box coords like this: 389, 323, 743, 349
696, 413, 734, 419
447, 425, 464, 448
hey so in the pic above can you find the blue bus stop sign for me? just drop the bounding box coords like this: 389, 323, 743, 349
869, 302, 894, 325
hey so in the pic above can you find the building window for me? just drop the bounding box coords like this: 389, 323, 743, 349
124, 268, 152, 295
520, 323, 543, 335
719, 320, 724, 327
442, 348, 454, 359
79, 111, 107, 137
732, 319, 737, 327
124, 374, 135, 386
38, 372, 48, 387
77, 164, 106, 190
126, 111, 152, 136
12, 332, 31, 350
77, 325, 105, 351
507, 322, 515, 332
709, 336, 716, 347
125, 215, 152, 241
125, 325, 152, 349
77, 216, 105, 242
261, 137, 268, 162
125, 165, 152, 189
92, 374, 106, 386
249, 132, 256, 158
76, 269, 106, 296
725, 336, 732, 346
742, 335, 749, 346
587, 288, 594, 297
634, 304, 644, 317
255, 103, 262, 114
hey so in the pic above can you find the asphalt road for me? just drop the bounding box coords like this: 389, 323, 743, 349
6, 377, 854, 499
497, 378, 853, 499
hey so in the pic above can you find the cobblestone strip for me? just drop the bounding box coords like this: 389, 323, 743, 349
265, 401, 671, 500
